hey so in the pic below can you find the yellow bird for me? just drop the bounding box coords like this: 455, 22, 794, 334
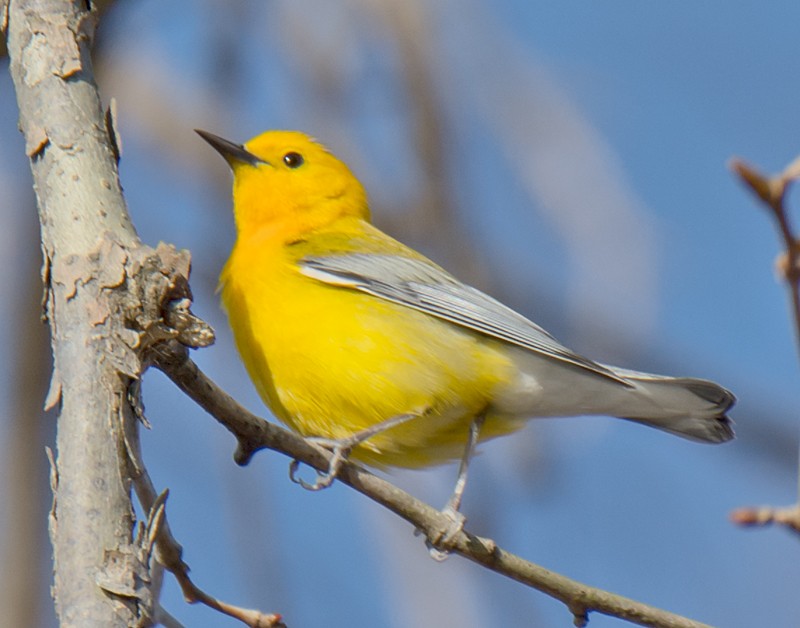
198, 129, 734, 506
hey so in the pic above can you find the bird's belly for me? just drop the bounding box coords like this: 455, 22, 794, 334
222, 270, 522, 467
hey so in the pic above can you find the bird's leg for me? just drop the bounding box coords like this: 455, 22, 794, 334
289, 412, 419, 491
426, 411, 486, 561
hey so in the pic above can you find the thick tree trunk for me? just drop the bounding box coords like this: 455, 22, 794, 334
5, 1, 189, 625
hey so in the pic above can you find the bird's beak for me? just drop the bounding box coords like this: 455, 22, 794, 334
195, 129, 267, 167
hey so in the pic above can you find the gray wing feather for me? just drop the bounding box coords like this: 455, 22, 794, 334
300, 254, 629, 385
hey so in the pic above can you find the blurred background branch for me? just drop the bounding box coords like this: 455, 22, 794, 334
730, 156, 800, 535
0, 198, 54, 628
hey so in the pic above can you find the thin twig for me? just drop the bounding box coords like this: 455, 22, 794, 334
730, 157, 800, 358
126, 401, 285, 628
730, 504, 800, 535
730, 155, 800, 530
154, 341, 712, 628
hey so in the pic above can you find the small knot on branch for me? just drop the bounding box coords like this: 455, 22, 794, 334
164, 298, 215, 348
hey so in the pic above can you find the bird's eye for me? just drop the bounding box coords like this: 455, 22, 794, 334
283, 152, 304, 168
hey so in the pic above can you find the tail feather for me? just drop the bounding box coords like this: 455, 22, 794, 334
611, 367, 735, 444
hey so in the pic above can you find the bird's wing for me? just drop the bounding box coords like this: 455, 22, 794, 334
299, 253, 629, 385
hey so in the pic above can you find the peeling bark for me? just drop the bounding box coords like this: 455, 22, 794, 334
5, 2, 195, 625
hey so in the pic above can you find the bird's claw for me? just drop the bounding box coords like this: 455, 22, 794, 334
288, 459, 336, 490
288, 438, 351, 491
417, 505, 467, 561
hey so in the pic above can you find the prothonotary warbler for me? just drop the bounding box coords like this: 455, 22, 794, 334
197, 129, 734, 535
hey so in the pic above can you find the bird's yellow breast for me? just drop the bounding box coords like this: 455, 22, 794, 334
220, 223, 522, 467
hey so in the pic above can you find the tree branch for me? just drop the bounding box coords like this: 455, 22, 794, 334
125, 368, 285, 628
729, 155, 800, 534
5, 1, 145, 625
154, 342, 713, 628
5, 2, 217, 625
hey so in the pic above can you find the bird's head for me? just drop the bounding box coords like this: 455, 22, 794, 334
197, 129, 369, 238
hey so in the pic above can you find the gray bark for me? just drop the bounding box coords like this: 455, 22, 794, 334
5, 1, 192, 625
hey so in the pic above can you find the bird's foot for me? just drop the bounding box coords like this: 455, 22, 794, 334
417, 504, 467, 561
289, 437, 352, 491
289, 414, 419, 491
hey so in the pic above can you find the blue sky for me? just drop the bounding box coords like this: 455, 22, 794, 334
2, 1, 800, 626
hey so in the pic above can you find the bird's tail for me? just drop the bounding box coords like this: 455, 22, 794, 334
608, 366, 735, 443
